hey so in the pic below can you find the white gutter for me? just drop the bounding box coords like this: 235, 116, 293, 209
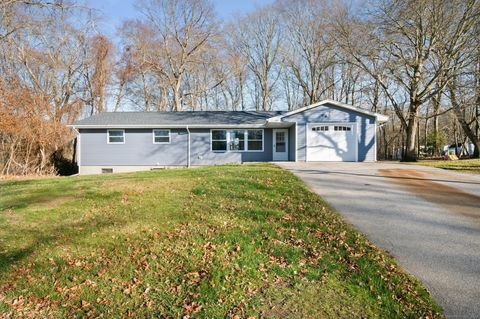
68, 124, 272, 129
186, 126, 191, 168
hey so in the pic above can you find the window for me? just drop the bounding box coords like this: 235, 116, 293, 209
102, 168, 113, 174
108, 130, 125, 144
228, 130, 245, 151
247, 130, 263, 150
211, 129, 264, 152
312, 126, 329, 132
153, 129, 170, 144
212, 130, 227, 151
334, 126, 351, 131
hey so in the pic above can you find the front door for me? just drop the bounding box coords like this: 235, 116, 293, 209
273, 129, 289, 161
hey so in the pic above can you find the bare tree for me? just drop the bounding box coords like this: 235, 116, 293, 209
232, 7, 283, 111
336, 0, 480, 161
0, 2, 92, 175
279, 0, 336, 105
84, 35, 114, 115
135, 0, 219, 111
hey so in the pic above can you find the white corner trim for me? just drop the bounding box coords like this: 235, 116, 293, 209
295, 121, 298, 162
305, 123, 308, 162
374, 121, 378, 161
355, 123, 359, 162
186, 126, 191, 168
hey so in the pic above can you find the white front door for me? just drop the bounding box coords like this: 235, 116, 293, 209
273, 129, 289, 161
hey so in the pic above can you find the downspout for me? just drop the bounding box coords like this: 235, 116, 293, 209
186, 126, 191, 168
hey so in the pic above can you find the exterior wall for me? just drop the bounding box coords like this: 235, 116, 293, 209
80, 128, 188, 166
190, 128, 273, 165
79, 128, 274, 172
282, 103, 376, 162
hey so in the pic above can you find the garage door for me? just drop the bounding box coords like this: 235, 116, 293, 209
307, 124, 357, 161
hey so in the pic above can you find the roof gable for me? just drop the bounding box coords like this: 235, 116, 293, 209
267, 99, 388, 123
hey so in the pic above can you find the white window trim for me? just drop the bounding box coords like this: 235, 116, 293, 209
153, 129, 171, 144
210, 129, 264, 153
210, 129, 228, 152
244, 129, 265, 153
107, 129, 125, 144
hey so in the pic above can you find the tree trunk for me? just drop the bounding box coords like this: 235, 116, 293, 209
403, 114, 418, 161
173, 75, 182, 112
114, 80, 125, 112
449, 83, 480, 158
141, 72, 150, 112
382, 125, 388, 160
417, 121, 420, 158
431, 92, 441, 154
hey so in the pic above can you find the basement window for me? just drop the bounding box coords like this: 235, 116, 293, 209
101, 168, 113, 174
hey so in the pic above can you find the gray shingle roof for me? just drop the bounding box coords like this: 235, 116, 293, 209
73, 111, 285, 127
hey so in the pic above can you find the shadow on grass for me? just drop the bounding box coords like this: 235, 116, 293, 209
0, 214, 126, 274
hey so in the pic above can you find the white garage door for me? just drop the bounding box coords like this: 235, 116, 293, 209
307, 124, 357, 161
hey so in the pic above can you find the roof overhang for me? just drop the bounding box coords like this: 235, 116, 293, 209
267, 99, 389, 124
68, 123, 279, 129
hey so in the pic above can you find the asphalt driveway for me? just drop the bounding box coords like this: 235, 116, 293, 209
278, 162, 480, 319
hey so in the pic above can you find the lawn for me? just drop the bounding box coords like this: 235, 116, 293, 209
0, 164, 441, 318
411, 158, 480, 174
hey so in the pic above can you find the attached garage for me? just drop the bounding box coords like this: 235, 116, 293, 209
307, 123, 357, 161
267, 99, 388, 162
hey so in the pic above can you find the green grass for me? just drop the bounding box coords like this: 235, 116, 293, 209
0, 164, 442, 318
410, 158, 480, 174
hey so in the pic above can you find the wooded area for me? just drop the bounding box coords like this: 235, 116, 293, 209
1, 0, 479, 175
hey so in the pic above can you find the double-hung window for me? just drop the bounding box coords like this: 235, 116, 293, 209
153, 129, 170, 144
247, 130, 263, 150
211, 130, 228, 151
228, 130, 246, 151
108, 130, 125, 144
211, 129, 263, 152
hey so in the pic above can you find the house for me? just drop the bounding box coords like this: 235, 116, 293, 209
71, 99, 388, 174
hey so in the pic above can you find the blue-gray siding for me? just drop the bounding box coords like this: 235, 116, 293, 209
282, 103, 376, 162
190, 129, 272, 165
80, 128, 188, 166
80, 128, 273, 166
78, 103, 377, 166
